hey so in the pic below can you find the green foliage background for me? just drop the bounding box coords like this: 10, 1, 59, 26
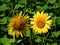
0, 0, 60, 45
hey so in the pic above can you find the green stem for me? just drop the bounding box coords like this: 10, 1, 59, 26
13, 35, 16, 45
46, 32, 49, 38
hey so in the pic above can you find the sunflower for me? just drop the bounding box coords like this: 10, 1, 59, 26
31, 11, 52, 34
8, 12, 30, 37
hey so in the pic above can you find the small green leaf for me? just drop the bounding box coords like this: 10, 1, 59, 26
49, 12, 54, 16
17, 39, 22, 43
46, 43, 51, 45
38, 5, 48, 11
57, 17, 60, 24
51, 31, 60, 37
0, 35, 14, 45
0, 26, 7, 32
18, 0, 25, 4
0, 4, 9, 11
36, 2, 40, 5
48, 0, 56, 4
46, 39, 53, 42
53, 3, 60, 8
0, 17, 7, 24
7, 17, 11, 22
1, 0, 10, 3
26, 28, 31, 37
15, 4, 21, 9
35, 37, 41, 43
34, 36, 44, 43
36, 6, 41, 9
0, 14, 5, 17
15, 4, 24, 9
52, 43, 57, 45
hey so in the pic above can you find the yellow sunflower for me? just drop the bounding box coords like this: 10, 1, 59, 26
8, 12, 30, 37
31, 11, 52, 34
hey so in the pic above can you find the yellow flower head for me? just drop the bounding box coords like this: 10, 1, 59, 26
31, 11, 52, 34
8, 12, 29, 37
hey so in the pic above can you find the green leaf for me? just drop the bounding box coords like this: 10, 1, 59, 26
0, 14, 5, 17
0, 26, 7, 32
53, 3, 60, 8
15, 4, 24, 9
46, 42, 57, 45
51, 31, 60, 38
25, 8, 34, 14
0, 35, 14, 45
18, 0, 25, 4
1, 0, 10, 3
26, 28, 31, 37
46, 43, 51, 45
0, 4, 9, 11
49, 12, 54, 16
7, 17, 11, 22
48, 0, 56, 4
37, 5, 48, 11
42, 5, 48, 10
52, 43, 57, 45
0, 17, 7, 24
35, 37, 42, 43
36, 2, 40, 5
46, 39, 53, 42
17, 39, 22, 43
15, 4, 21, 9
57, 17, 60, 24
36, 6, 41, 10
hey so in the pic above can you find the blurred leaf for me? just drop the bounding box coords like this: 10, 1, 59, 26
35, 37, 41, 43
17, 39, 22, 43
36, 2, 40, 5
51, 31, 60, 38
0, 35, 14, 45
52, 42, 57, 45
49, 12, 54, 16
48, 0, 56, 4
1, 0, 10, 3
37, 5, 48, 11
7, 17, 11, 22
25, 8, 34, 14
42, 5, 48, 10
0, 17, 7, 24
36, 6, 41, 10
26, 28, 31, 37
57, 17, 60, 24
46, 39, 53, 42
0, 26, 7, 32
46, 42, 57, 45
15, 4, 21, 9
0, 4, 9, 11
47, 6, 53, 9
34, 36, 45, 43
18, 0, 25, 4
46, 43, 50, 45
33, 31, 37, 36
0, 14, 5, 17
53, 3, 60, 8
15, 4, 24, 9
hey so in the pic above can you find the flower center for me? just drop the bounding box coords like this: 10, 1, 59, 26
37, 20, 45, 28
15, 23, 25, 30
14, 19, 25, 30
